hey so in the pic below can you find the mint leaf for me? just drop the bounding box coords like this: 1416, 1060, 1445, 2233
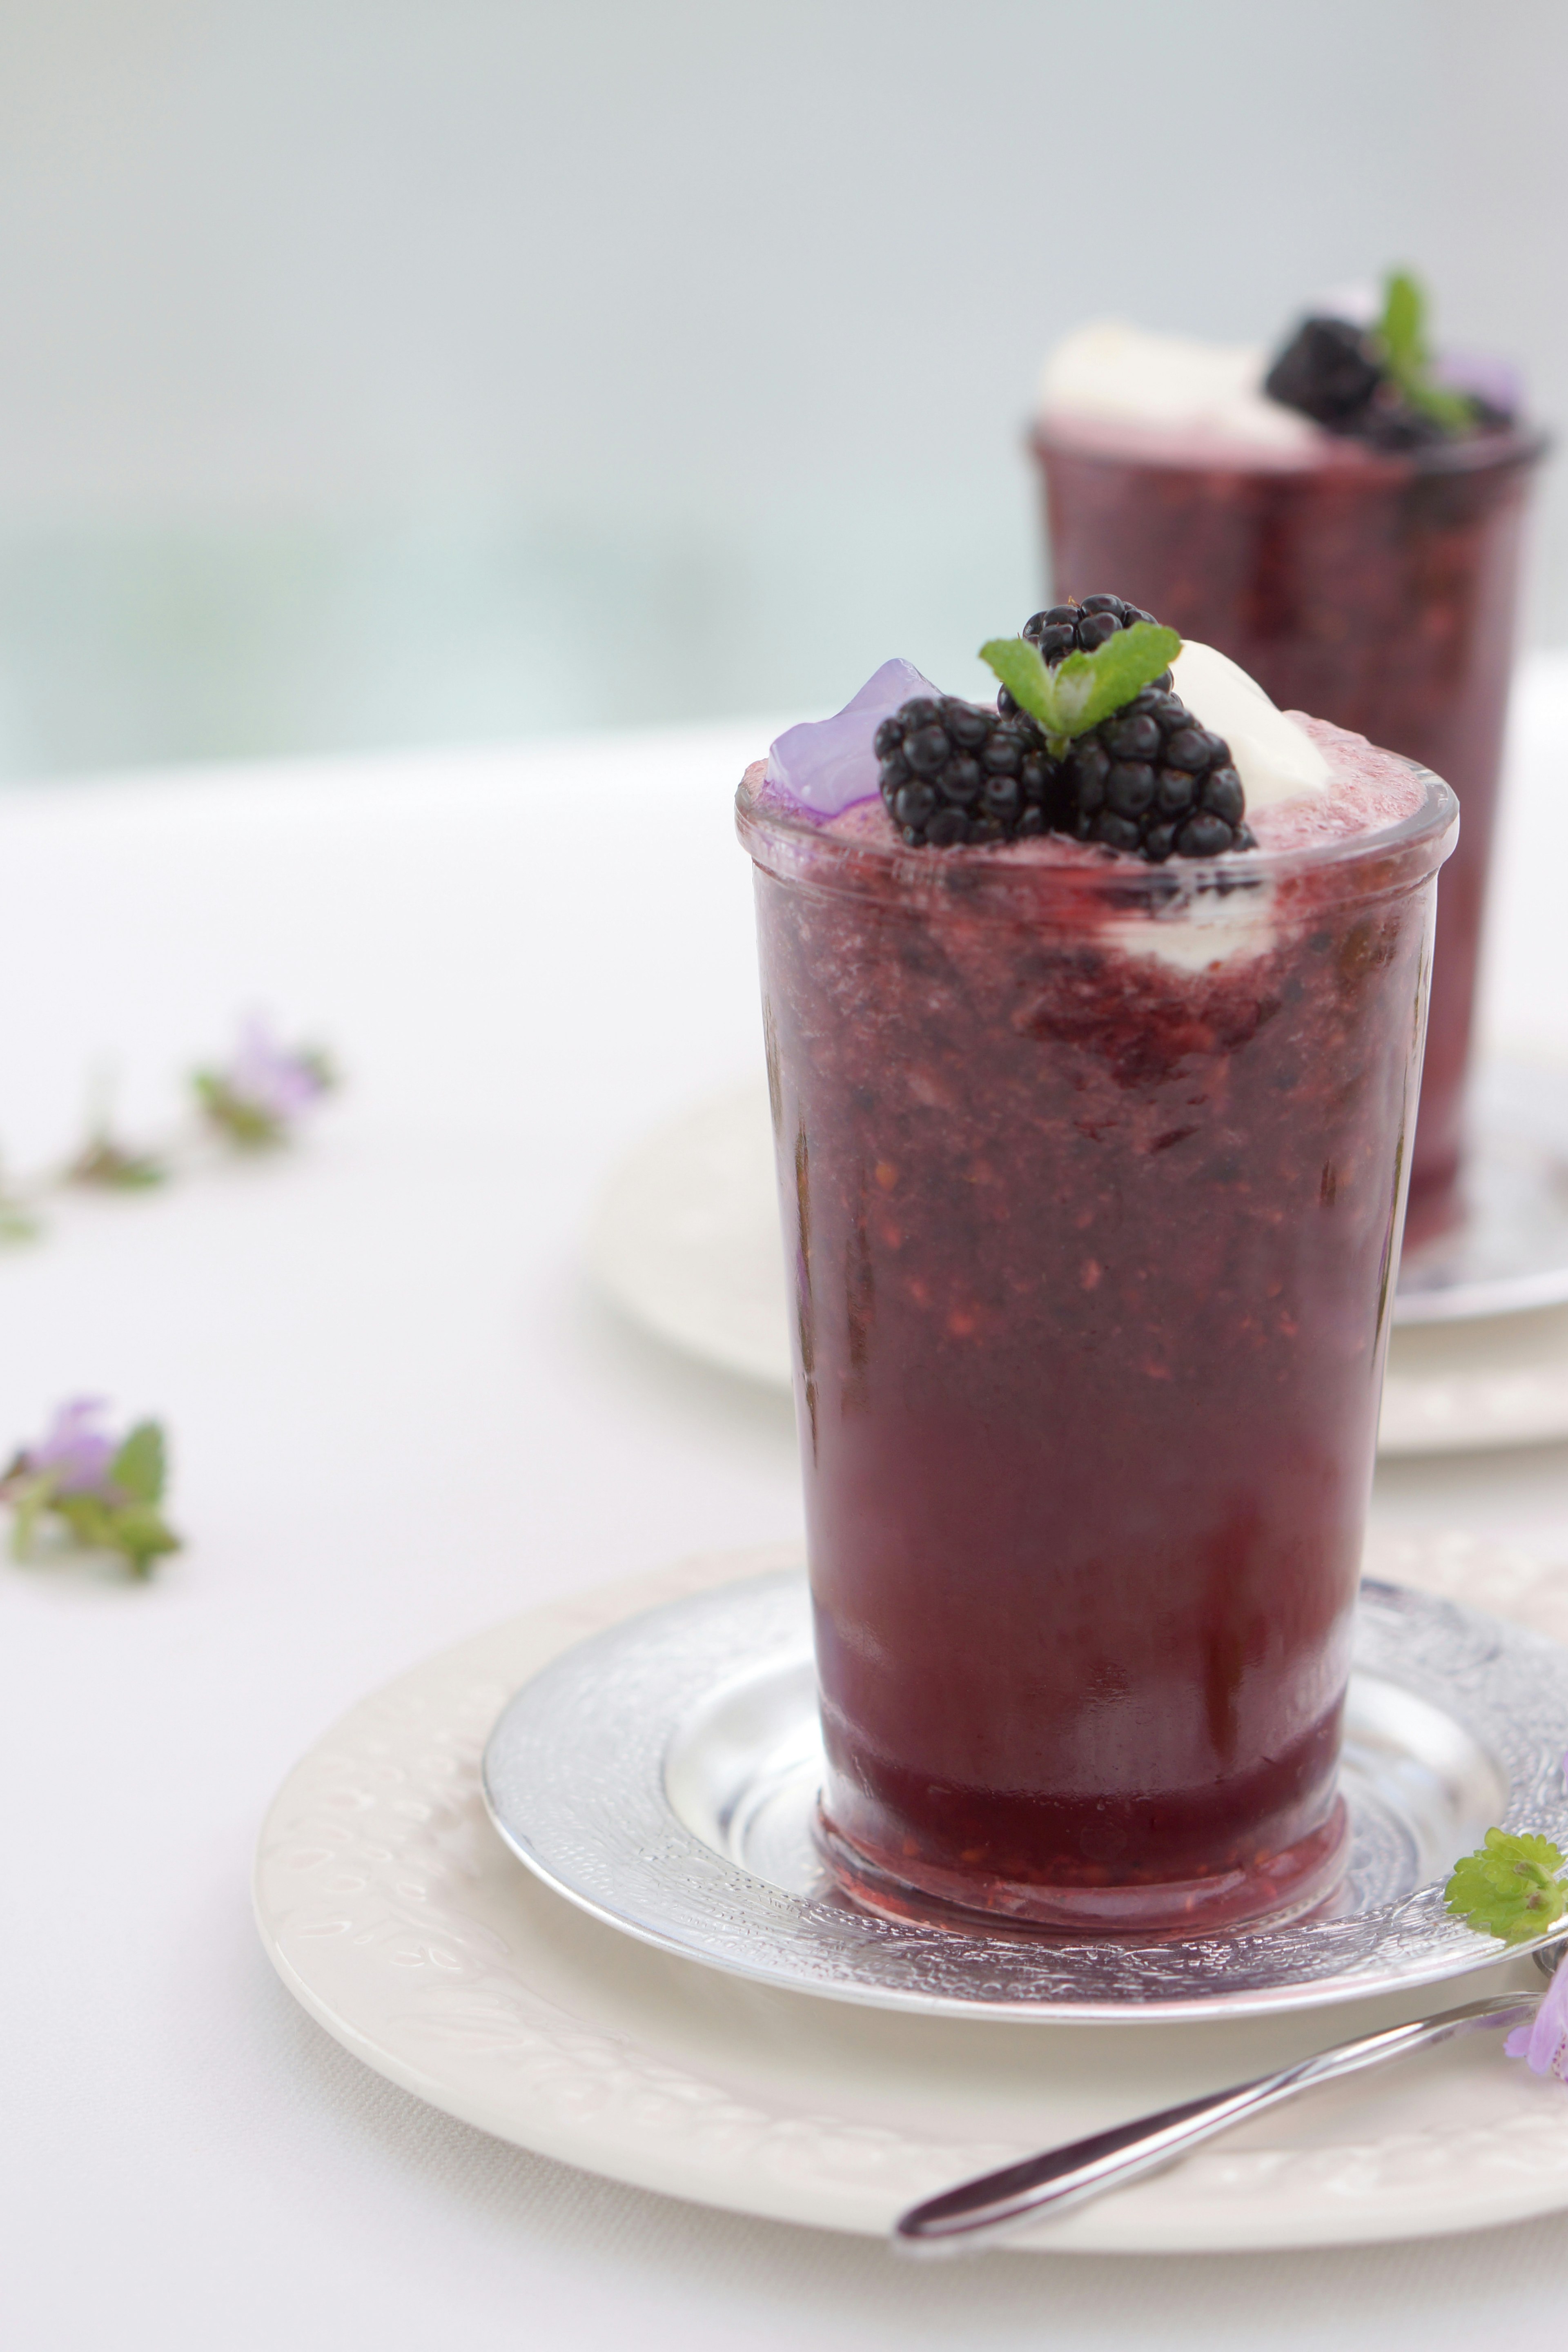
110, 1421, 166, 1507
1379, 270, 1426, 380
979, 637, 1061, 733
1051, 625, 1183, 735
1446, 1827, 1568, 1942
1376, 268, 1475, 432
980, 623, 1181, 750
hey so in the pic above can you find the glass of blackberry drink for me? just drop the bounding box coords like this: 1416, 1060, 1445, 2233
739, 615, 1456, 1936
1031, 284, 1546, 1248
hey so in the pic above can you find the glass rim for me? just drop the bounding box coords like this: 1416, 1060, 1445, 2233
1028, 412, 1551, 482
736, 757, 1459, 913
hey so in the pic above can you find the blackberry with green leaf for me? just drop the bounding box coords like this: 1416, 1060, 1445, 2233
874, 697, 1062, 847
980, 614, 1253, 862
996, 595, 1172, 717
1265, 272, 1487, 450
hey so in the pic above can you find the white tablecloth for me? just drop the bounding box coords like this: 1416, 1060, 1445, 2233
5, 664, 1568, 2349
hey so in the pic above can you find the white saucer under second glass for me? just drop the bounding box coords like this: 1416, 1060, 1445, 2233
481, 1567, 1568, 2027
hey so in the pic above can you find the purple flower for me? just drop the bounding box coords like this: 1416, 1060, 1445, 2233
1432, 349, 1523, 421
765, 659, 939, 816
1506, 1947, 1568, 2081
194, 1020, 336, 1148
22, 1396, 117, 1497
224, 1019, 331, 1121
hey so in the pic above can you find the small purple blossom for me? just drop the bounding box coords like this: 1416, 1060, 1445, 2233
1432, 350, 1523, 421
765, 659, 938, 817
1506, 1947, 1568, 2081
22, 1396, 118, 1497
1, 1400, 179, 1577
224, 1019, 332, 1121
194, 1020, 336, 1148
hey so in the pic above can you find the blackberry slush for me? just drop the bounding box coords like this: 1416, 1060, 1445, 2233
1033, 345, 1543, 1246
738, 729, 1455, 1935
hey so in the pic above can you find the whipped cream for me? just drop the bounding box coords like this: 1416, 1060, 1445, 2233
1039, 321, 1319, 453
1169, 641, 1331, 812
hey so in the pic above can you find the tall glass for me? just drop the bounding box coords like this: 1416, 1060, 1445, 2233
1031, 422, 1542, 1245
738, 769, 1456, 1936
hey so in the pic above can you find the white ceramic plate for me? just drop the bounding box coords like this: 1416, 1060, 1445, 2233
256, 1536, 1568, 2253
586, 1082, 1568, 1456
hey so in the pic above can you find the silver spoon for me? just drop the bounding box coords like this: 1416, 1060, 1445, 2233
893, 1944, 1563, 2257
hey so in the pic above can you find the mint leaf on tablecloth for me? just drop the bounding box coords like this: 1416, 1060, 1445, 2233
1445, 1827, 1568, 1942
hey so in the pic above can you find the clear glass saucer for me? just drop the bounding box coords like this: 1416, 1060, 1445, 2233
481, 1569, 1568, 2025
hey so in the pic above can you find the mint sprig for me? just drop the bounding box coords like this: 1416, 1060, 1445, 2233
1445, 1827, 1568, 1943
1376, 270, 1476, 433
980, 622, 1182, 754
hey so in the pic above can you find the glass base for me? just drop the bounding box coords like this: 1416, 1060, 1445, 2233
816, 1797, 1350, 1942
1397, 1061, 1568, 1325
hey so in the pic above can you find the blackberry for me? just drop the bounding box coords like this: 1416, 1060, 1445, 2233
1265, 315, 1446, 451
996, 594, 1173, 718
874, 696, 1064, 847
1058, 685, 1254, 862
1025, 592, 1160, 663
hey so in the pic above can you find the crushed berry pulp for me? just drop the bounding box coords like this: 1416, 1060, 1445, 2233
739, 747, 1454, 1935
1032, 417, 1544, 1245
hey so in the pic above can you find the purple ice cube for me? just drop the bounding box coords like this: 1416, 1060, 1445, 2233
764, 659, 938, 816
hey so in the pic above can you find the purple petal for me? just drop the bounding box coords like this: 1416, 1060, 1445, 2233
29, 1396, 116, 1496
225, 1018, 325, 1120
765, 659, 938, 817
1506, 1948, 1568, 2080
1433, 349, 1523, 419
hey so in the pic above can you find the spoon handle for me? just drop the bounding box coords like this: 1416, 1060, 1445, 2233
893, 1991, 1534, 2256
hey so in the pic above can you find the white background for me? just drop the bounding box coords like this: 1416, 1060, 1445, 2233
0, 0, 1563, 771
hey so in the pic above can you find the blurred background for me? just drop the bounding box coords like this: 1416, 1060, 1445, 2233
1, 0, 1564, 785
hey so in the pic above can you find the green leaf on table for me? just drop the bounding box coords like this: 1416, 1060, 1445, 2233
1446, 1827, 1568, 1942
67, 1134, 169, 1191
111, 1421, 166, 1507
105, 1502, 180, 1579
5, 1467, 58, 1560
192, 1072, 285, 1149
980, 623, 1182, 750
54, 1489, 180, 1577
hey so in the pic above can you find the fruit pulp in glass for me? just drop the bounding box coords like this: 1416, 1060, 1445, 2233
1032, 419, 1541, 1244
739, 735, 1455, 1935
